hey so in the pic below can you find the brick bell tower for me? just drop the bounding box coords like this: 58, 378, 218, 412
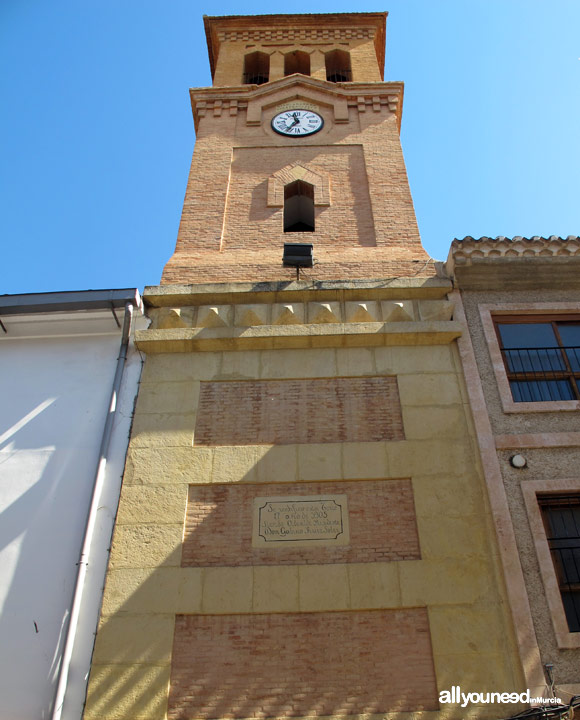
162, 12, 432, 284
83, 12, 529, 720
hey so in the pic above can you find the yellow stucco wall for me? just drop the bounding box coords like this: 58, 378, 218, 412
84, 287, 526, 720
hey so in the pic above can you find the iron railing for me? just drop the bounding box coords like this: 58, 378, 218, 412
243, 73, 269, 85
326, 69, 352, 83
500, 346, 580, 401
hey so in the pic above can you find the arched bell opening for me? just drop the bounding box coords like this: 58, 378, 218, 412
284, 50, 311, 76
243, 51, 270, 85
284, 180, 315, 232
325, 49, 352, 82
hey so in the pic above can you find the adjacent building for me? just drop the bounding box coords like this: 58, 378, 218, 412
0, 290, 143, 720
83, 13, 534, 720
447, 236, 580, 702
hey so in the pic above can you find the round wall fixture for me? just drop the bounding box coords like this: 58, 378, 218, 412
510, 454, 527, 469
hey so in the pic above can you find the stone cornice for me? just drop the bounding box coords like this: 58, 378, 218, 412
447, 236, 580, 290
136, 319, 461, 354
143, 278, 451, 308
137, 285, 457, 353
190, 77, 404, 129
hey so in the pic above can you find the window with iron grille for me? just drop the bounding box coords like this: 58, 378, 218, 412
539, 495, 580, 632
243, 51, 269, 85
494, 317, 580, 402
324, 49, 352, 83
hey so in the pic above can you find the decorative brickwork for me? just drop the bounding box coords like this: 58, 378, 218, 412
221, 146, 376, 250
182, 479, 419, 567
267, 163, 330, 208
168, 609, 438, 719
217, 27, 375, 42
194, 377, 404, 446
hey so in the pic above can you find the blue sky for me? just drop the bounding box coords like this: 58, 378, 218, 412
1, 0, 579, 294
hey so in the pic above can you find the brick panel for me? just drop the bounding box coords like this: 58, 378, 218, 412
168, 609, 438, 719
182, 479, 419, 567
194, 377, 404, 446
222, 147, 377, 250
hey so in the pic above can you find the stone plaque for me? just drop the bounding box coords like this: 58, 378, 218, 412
252, 495, 349, 548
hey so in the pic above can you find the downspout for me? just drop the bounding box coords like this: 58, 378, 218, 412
51, 301, 134, 720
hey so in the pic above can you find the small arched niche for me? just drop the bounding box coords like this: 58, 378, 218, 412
325, 49, 352, 83
284, 180, 315, 233
243, 51, 270, 85
284, 50, 311, 77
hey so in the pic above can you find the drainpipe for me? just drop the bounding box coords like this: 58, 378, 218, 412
51, 301, 134, 720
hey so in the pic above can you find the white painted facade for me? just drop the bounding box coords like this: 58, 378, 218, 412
0, 291, 145, 720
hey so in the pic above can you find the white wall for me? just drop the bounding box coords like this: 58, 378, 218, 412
0, 307, 143, 720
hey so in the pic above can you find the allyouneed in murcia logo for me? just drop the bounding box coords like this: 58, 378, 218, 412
439, 687, 562, 708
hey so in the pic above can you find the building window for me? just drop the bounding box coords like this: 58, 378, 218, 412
325, 50, 352, 83
495, 317, 580, 402
284, 180, 314, 232
284, 50, 310, 76
243, 52, 269, 85
539, 495, 580, 633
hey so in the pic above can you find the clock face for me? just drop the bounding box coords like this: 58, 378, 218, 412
271, 109, 324, 137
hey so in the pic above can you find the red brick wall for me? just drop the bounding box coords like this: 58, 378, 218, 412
221, 147, 377, 249
194, 377, 404, 446
168, 609, 438, 719
161, 105, 433, 285
182, 479, 419, 567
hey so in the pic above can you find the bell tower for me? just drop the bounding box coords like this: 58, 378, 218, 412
162, 12, 430, 285
83, 12, 528, 720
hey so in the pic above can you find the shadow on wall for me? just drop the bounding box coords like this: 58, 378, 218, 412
0, 397, 100, 719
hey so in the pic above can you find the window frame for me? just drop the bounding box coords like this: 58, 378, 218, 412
480, 304, 580, 413
493, 314, 580, 403
538, 494, 580, 634
522, 479, 580, 648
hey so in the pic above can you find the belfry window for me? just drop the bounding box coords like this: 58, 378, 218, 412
284, 51, 310, 76
284, 180, 314, 232
325, 49, 352, 82
243, 52, 269, 85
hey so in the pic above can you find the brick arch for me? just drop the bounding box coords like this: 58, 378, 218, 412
267, 162, 330, 208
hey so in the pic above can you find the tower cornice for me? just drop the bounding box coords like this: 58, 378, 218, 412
190, 76, 404, 132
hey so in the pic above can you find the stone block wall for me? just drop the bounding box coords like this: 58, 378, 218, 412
83, 286, 526, 720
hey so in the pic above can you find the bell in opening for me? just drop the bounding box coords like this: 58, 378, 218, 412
325, 49, 352, 82
284, 180, 315, 232
243, 51, 270, 85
